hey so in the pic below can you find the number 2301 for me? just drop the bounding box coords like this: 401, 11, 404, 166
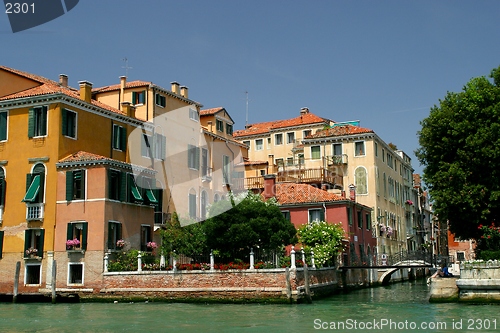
5, 3, 35, 14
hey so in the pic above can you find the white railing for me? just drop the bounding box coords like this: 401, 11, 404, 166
26, 203, 44, 220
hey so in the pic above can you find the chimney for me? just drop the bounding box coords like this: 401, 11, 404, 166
208, 121, 213, 132
171, 81, 180, 95
300, 107, 309, 115
78, 81, 93, 103
59, 74, 68, 87
121, 101, 136, 118
180, 86, 188, 99
120, 76, 126, 106
263, 174, 276, 200
349, 184, 356, 201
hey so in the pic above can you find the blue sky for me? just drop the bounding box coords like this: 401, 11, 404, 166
2, 0, 500, 176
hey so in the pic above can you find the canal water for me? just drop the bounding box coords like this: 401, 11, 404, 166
0, 280, 499, 332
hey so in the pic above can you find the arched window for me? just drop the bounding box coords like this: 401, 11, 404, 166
214, 193, 220, 202
354, 166, 367, 195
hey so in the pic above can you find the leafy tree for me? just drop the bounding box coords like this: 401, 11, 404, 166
203, 192, 298, 259
416, 66, 500, 240
160, 212, 207, 257
297, 221, 345, 266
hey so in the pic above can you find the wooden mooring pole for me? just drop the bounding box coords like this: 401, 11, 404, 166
303, 265, 312, 304
13, 261, 20, 303
51, 260, 57, 304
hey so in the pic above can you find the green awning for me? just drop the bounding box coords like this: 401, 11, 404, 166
131, 183, 143, 201
23, 175, 40, 202
145, 189, 157, 204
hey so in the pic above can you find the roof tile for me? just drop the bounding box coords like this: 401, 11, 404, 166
275, 183, 344, 204
306, 125, 374, 139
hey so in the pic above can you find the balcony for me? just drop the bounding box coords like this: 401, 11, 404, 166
201, 167, 213, 182
26, 203, 44, 221
326, 154, 348, 165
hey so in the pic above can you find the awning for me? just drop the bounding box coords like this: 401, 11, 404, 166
145, 189, 157, 204
22, 175, 40, 202
131, 183, 143, 201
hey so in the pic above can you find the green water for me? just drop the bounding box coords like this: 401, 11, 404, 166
0, 280, 499, 332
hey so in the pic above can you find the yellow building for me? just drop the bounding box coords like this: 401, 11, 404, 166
0, 66, 156, 291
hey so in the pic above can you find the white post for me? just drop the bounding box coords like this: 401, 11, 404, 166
291, 246, 296, 269
104, 252, 109, 272
173, 250, 177, 272
250, 248, 255, 269
137, 252, 142, 272
160, 254, 166, 268
311, 250, 316, 269
301, 247, 306, 265
210, 250, 215, 271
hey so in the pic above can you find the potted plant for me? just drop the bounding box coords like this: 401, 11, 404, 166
25, 247, 38, 258
66, 238, 81, 250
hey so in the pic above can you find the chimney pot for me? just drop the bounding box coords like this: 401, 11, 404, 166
180, 86, 188, 99
121, 101, 136, 118
78, 80, 93, 103
300, 107, 309, 115
171, 81, 180, 95
59, 74, 68, 87
208, 121, 213, 132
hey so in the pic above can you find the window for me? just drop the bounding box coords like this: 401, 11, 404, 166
275, 158, 284, 167
355, 141, 365, 156
140, 225, 152, 251
108, 169, 124, 201
189, 190, 197, 219
366, 213, 371, 230
303, 130, 311, 138
68, 263, 83, 285
107, 221, 122, 250
141, 134, 152, 158
200, 191, 208, 220
112, 124, 127, 151
287, 157, 294, 166
28, 106, 47, 138
0, 230, 4, 259
223, 155, 231, 184
214, 193, 220, 202
311, 146, 321, 159
375, 142, 378, 157
382, 148, 385, 162
66, 222, 88, 250
282, 211, 290, 221
348, 207, 353, 226
267, 137, 271, 149
275, 133, 283, 145
155, 93, 166, 107
24, 228, 44, 258
216, 119, 224, 132
333, 143, 342, 156
132, 91, 145, 105
189, 108, 199, 121
355, 167, 368, 195
66, 170, 85, 201
154, 133, 166, 160
62, 109, 77, 138
298, 154, 305, 165
243, 141, 250, 149
201, 148, 210, 180
23, 164, 45, 220
226, 123, 233, 135
141, 177, 158, 206
128, 174, 144, 203
357, 211, 363, 229
457, 252, 465, 262
0, 111, 8, 141
308, 209, 324, 224
287, 132, 295, 144
255, 139, 263, 151
188, 144, 200, 170
25, 264, 42, 285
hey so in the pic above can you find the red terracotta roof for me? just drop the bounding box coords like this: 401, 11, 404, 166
306, 125, 374, 139
92, 80, 151, 93
233, 112, 329, 138
244, 160, 268, 166
200, 107, 224, 116
275, 183, 344, 205
0, 66, 127, 116
59, 151, 114, 163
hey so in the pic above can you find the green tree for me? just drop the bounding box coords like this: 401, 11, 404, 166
203, 192, 298, 259
416, 66, 500, 240
297, 221, 345, 266
160, 212, 207, 257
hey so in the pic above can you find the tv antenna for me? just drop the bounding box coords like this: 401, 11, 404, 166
245, 91, 249, 127
122, 57, 133, 77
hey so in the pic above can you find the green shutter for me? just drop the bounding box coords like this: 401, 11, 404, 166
107, 169, 113, 199
130, 176, 144, 202
41, 106, 48, 136
24, 230, 31, 256
81, 222, 88, 250
22, 175, 40, 202
66, 171, 74, 201
0, 230, 4, 259
37, 229, 44, 258
132, 92, 137, 105
195, 147, 200, 170
62, 109, 68, 136
320, 209, 325, 222
28, 108, 35, 138
119, 171, 127, 202
145, 189, 157, 204
107, 222, 113, 250
67, 223, 73, 241
141, 134, 148, 157
0, 178, 5, 206
0, 112, 7, 141
120, 127, 127, 151
117, 223, 122, 241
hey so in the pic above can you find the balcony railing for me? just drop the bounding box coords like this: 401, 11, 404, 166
326, 154, 348, 165
26, 203, 44, 220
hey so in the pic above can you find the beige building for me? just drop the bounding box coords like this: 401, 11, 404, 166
302, 124, 415, 255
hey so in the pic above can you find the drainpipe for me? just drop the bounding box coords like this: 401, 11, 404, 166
323, 203, 327, 222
